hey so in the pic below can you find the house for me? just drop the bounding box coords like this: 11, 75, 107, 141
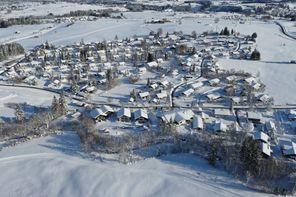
133, 109, 149, 123
192, 115, 203, 130
89, 108, 105, 122
156, 91, 167, 100
190, 82, 203, 90
226, 75, 236, 83
260, 142, 272, 157
288, 110, 296, 121
174, 110, 194, 125
213, 121, 227, 132
214, 109, 232, 118
101, 105, 114, 117
282, 142, 296, 159
206, 93, 221, 101
147, 61, 158, 68
253, 131, 269, 143
208, 78, 220, 86
247, 112, 262, 124
160, 80, 169, 87
139, 92, 150, 100
149, 83, 158, 90
182, 88, 194, 97
117, 108, 131, 122
266, 121, 275, 131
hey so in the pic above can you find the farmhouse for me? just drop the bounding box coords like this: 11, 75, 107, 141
192, 115, 203, 130
247, 111, 262, 124
133, 109, 149, 123
117, 108, 131, 122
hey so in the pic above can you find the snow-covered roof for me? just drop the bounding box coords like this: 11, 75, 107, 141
101, 105, 114, 114
247, 112, 262, 121
214, 109, 232, 117
213, 121, 227, 132
265, 121, 275, 131
253, 131, 269, 143
192, 115, 203, 129
134, 109, 148, 120
117, 108, 131, 118
182, 88, 194, 97
139, 92, 150, 98
190, 82, 203, 89
260, 142, 272, 157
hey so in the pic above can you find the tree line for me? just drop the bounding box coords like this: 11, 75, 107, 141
0, 43, 25, 61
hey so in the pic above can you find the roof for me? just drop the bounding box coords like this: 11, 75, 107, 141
260, 142, 272, 156
117, 108, 131, 118
266, 121, 275, 131
134, 109, 148, 120
213, 121, 227, 132
90, 108, 104, 119
156, 92, 167, 99
190, 82, 203, 89
182, 88, 194, 96
192, 115, 203, 129
283, 144, 296, 156
174, 110, 194, 124
253, 131, 269, 143
214, 109, 232, 117
139, 92, 150, 98
247, 112, 262, 120
209, 78, 220, 85
101, 105, 114, 114
147, 61, 158, 67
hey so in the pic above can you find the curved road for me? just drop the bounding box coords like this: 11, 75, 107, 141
275, 21, 296, 41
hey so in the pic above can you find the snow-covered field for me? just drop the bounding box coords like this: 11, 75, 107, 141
0, 131, 273, 197
0, 86, 57, 118
0, 2, 126, 19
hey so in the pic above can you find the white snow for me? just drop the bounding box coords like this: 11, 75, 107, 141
0, 86, 57, 118
0, 131, 272, 197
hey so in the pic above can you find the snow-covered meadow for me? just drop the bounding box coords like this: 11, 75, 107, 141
0, 86, 57, 118
0, 131, 273, 197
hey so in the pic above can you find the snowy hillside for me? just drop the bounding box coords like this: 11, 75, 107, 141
0, 131, 272, 197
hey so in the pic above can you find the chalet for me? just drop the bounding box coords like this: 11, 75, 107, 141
182, 88, 194, 97
288, 110, 296, 121
266, 121, 275, 131
206, 93, 221, 101
247, 112, 262, 124
101, 105, 114, 117
214, 109, 232, 118
213, 121, 227, 132
208, 78, 220, 86
226, 75, 236, 83
133, 109, 149, 123
253, 131, 269, 144
190, 82, 203, 90
282, 142, 296, 159
86, 86, 96, 93
192, 115, 203, 130
149, 83, 158, 90
147, 61, 158, 68
90, 108, 105, 122
156, 91, 167, 100
117, 108, 131, 122
174, 110, 194, 125
260, 142, 272, 157
139, 92, 150, 100
160, 80, 169, 87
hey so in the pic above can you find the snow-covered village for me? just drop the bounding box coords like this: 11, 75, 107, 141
0, 0, 296, 196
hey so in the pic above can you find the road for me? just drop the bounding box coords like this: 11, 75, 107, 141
275, 21, 296, 41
